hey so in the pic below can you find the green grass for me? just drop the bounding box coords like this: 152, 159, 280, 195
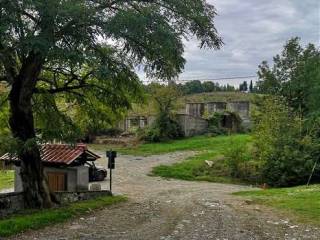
0, 170, 14, 190
0, 195, 127, 237
101, 134, 251, 156
91, 134, 253, 184
151, 135, 251, 183
91, 134, 251, 183
234, 185, 320, 225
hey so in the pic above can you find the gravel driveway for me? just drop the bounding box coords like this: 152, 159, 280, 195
10, 151, 320, 240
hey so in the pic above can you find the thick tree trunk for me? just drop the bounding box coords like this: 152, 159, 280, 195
8, 53, 53, 208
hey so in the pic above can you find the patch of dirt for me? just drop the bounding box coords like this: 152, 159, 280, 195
10, 151, 320, 240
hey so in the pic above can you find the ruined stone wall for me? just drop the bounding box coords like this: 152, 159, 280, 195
186, 101, 251, 129
177, 114, 208, 137
227, 101, 250, 128
185, 103, 205, 117
205, 102, 227, 113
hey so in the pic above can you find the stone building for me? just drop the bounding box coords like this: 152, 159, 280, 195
186, 101, 251, 130
118, 115, 156, 132
177, 114, 208, 137
187, 101, 250, 119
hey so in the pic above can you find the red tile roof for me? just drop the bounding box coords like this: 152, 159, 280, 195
0, 144, 100, 165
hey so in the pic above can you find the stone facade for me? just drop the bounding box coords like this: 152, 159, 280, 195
0, 191, 23, 217
119, 116, 156, 132
227, 101, 250, 128
185, 103, 205, 117
177, 114, 209, 137
0, 190, 112, 218
186, 101, 250, 129
205, 102, 227, 114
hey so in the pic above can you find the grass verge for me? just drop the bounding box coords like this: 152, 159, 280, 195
0, 195, 127, 237
151, 134, 251, 183
234, 185, 320, 225
91, 134, 253, 184
0, 170, 14, 190
101, 134, 251, 156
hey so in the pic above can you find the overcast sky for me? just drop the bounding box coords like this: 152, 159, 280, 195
140, 0, 320, 86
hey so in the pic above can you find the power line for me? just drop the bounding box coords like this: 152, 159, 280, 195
142, 75, 257, 83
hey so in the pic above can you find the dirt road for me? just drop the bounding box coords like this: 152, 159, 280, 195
11, 151, 320, 240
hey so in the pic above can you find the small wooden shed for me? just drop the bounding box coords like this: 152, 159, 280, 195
0, 144, 100, 192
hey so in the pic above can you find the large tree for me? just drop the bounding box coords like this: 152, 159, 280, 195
0, 0, 222, 208
256, 37, 320, 117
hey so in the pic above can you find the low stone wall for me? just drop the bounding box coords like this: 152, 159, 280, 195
0, 191, 24, 217
55, 190, 112, 204
0, 190, 112, 218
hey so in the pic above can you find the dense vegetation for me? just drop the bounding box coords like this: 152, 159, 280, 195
252, 38, 320, 186
175, 80, 236, 95
139, 84, 184, 142
0, 0, 222, 208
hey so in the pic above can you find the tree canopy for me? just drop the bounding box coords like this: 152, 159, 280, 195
0, 0, 222, 208
256, 37, 320, 117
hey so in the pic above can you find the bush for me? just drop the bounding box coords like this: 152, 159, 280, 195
223, 139, 261, 183
207, 111, 243, 135
97, 128, 123, 137
252, 96, 320, 187
143, 113, 184, 142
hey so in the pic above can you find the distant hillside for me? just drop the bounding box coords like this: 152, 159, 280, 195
129, 92, 255, 116
181, 92, 253, 103
176, 92, 254, 113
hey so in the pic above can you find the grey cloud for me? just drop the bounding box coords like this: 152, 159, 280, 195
179, 0, 319, 84
139, 0, 319, 86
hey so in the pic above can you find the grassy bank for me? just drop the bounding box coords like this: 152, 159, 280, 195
0, 170, 14, 190
151, 134, 251, 183
113, 134, 251, 156
0, 195, 127, 237
234, 185, 320, 225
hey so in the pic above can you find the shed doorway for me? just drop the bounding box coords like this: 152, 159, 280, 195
47, 172, 67, 192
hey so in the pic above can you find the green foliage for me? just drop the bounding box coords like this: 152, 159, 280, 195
206, 111, 243, 135
95, 128, 124, 137
145, 113, 183, 142
0, 88, 10, 154
224, 140, 250, 178
256, 37, 320, 117
142, 84, 184, 142
206, 112, 226, 135
234, 185, 320, 225
254, 38, 320, 187
0, 170, 14, 190
176, 80, 236, 95
252, 96, 320, 187
0, 0, 222, 143
151, 134, 252, 183
0, 195, 127, 237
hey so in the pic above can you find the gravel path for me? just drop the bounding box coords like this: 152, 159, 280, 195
10, 151, 320, 240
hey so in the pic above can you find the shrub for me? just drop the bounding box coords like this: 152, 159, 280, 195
97, 128, 123, 137
207, 111, 243, 135
143, 113, 184, 142
252, 96, 320, 187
